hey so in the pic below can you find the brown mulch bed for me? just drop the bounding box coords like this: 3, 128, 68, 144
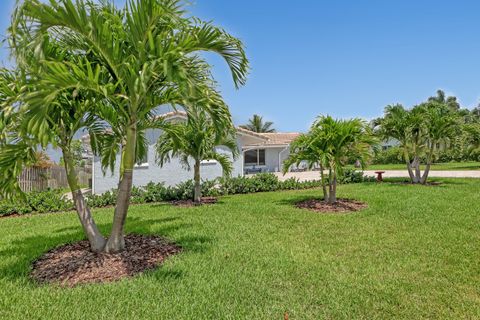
31, 234, 182, 287
296, 198, 367, 213
0, 213, 23, 219
170, 197, 218, 207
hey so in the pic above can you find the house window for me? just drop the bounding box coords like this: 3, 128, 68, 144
244, 149, 265, 166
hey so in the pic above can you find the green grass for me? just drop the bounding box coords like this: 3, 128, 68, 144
360, 161, 480, 171
1, 180, 480, 319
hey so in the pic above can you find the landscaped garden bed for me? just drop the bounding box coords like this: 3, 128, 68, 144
296, 198, 367, 213
170, 197, 218, 207
31, 234, 181, 287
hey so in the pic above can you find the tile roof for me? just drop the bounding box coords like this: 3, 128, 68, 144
83, 111, 300, 149
259, 132, 301, 145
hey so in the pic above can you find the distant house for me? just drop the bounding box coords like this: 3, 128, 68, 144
89, 111, 300, 194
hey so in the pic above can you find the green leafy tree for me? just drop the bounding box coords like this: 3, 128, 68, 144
428, 89, 460, 111
0, 65, 108, 251
376, 102, 458, 184
156, 108, 238, 203
240, 114, 275, 133
14, 0, 248, 253
59, 139, 84, 167
284, 116, 377, 204
419, 102, 459, 181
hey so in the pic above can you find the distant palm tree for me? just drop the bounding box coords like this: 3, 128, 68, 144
240, 114, 275, 133
428, 89, 460, 111
284, 116, 377, 204
156, 109, 238, 204
376, 102, 458, 184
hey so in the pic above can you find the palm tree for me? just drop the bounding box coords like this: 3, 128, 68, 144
284, 116, 377, 204
428, 89, 460, 111
376, 103, 458, 184
418, 101, 458, 183
14, 0, 248, 252
240, 114, 275, 133
375, 104, 425, 183
156, 108, 238, 203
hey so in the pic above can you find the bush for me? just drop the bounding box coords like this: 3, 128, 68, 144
0, 171, 372, 216
0, 189, 72, 216
372, 147, 404, 164
86, 190, 117, 208
339, 169, 376, 184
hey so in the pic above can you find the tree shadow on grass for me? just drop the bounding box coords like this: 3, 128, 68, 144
275, 195, 325, 207
0, 215, 213, 286
381, 178, 468, 186
149, 198, 227, 208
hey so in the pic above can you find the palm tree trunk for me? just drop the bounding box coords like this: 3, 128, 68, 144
421, 145, 435, 184
420, 163, 431, 184
62, 146, 106, 252
327, 168, 335, 204
413, 156, 421, 183
319, 163, 328, 201
406, 161, 415, 183
194, 159, 201, 204
105, 123, 136, 253
329, 170, 337, 204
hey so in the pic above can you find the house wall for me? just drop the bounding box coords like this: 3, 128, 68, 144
243, 146, 291, 173
92, 129, 243, 194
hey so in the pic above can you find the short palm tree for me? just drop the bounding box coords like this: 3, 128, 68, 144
240, 114, 275, 133
376, 103, 458, 184
418, 101, 459, 183
375, 104, 425, 183
156, 108, 238, 203
284, 116, 377, 204
11, 0, 249, 253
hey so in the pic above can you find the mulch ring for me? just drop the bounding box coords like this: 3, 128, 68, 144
170, 197, 218, 207
0, 213, 23, 219
296, 198, 367, 213
31, 234, 182, 287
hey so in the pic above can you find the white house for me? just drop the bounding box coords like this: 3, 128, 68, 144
90, 111, 300, 194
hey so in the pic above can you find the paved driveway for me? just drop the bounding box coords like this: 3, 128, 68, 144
274, 170, 480, 181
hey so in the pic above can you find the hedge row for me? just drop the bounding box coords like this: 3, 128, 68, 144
0, 171, 372, 216
372, 146, 480, 165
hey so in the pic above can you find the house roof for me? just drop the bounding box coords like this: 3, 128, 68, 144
160, 110, 188, 120
82, 111, 300, 151
259, 132, 301, 145
241, 132, 301, 148
161, 112, 302, 148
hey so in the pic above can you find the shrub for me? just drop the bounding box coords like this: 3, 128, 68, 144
372, 147, 404, 164
0, 170, 372, 216
0, 189, 72, 216
339, 169, 376, 184
86, 190, 117, 208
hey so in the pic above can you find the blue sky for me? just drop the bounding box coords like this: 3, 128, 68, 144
1, 0, 480, 132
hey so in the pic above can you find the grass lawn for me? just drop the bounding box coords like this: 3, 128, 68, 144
1, 180, 479, 319
361, 161, 480, 171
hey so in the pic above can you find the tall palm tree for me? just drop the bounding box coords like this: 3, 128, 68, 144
11, 0, 249, 253
240, 114, 275, 133
428, 89, 460, 111
156, 108, 238, 203
284, 116, 377, 204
